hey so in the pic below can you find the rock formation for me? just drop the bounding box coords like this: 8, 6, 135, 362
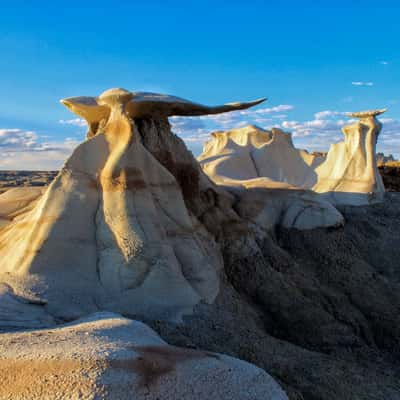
199, 125, 323, 188
0, 88, 266, 324
0, 187, 45, 229
376, 152, 396, 165
198, 125, 344, 229
0, 312, 288, 400
199, 110, 387, 206
61, 90, 265, 139
313, 109, 386, 205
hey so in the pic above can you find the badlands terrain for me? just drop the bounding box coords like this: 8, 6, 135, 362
0, 88, 399, 400
1, 164, 397, 193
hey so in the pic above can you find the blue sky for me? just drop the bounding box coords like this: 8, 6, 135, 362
1, 1, 399, 169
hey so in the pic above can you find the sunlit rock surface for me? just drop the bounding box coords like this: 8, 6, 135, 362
198, 125, 344, 229
199, 125, 323, 188
314, 110, 386, 205
199, 110, 386, 207
0, 88, 268, 324
0, 312, 288, 400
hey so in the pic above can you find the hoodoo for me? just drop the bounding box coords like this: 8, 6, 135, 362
199, 109, 387, 207
314, 109, 386, 205
0, 88, 265, 326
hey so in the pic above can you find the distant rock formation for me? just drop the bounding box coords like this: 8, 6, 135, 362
199, 125, 322, 188
199, 110, 387, 206
377, 152, 396, 165
0, 312, 288, 399
313, 109, 386, 205
311, 151, 328, 158
198, 125, 344, 229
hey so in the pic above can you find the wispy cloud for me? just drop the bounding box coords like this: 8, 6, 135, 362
313, 111, 346, 119
0, 128, 80, 170
380, 61, 389, 65
351, 81, 374, 87
59, 118, 87, 127
0, 129, 38, 149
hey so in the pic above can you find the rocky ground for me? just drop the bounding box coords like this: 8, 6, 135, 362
379, 163, 400, 191
148, 192, 400, 400
0, 164, 399, 400
0, 171, 57, 193
0, 312, 287, 400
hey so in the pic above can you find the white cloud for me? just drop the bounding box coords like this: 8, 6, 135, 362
253, 104, 294, 114
0, 129, 38, 149
0, 128, 80, 170
380, 61, 389, 65
59, 118, 87, 127
351, 81, 374, 87
314, 110, 346, 119
169, 117, 205, 135
279, 115, 353, 140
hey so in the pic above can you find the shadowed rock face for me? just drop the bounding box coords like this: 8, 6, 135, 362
148, 193, 400, 400
379, 163, 400, 191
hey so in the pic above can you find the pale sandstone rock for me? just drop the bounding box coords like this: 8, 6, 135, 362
199, 111, 387, 212
61, 88, 266, 138
198, 125, 344, 229
0, 312, 288, 400
314, 109, 386, 205
0, 88, 266, 324
0, 187, 45, 222
199, 125, 323, 188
